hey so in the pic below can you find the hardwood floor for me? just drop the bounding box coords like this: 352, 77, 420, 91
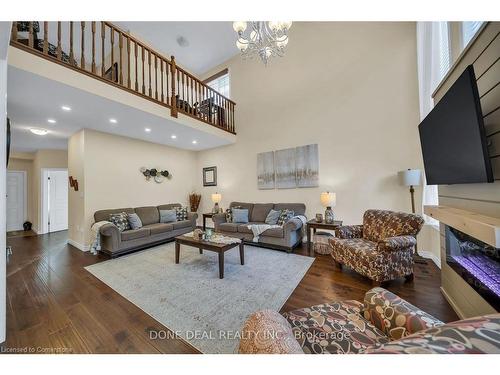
2, 231, 458, 353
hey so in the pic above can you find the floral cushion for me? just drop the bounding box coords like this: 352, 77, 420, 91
335, 225, 364, 239
364, 314, 500, 354
277, 209, 294, 226
362, 209, 424, 243
330, 236, 414, 282
362, 287, 443, 340
175, 206, 188, 221
283, 300, 390, 354
109, 212, 131, 232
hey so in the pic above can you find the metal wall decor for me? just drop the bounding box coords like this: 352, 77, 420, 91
140, 167, 171, 183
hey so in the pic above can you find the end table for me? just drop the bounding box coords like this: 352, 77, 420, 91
203, 213, 215, 231
306, 219, 343, 255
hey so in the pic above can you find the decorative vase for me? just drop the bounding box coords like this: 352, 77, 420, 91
324, 206, 334, 224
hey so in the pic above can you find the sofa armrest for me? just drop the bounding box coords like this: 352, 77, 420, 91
363, 287, 443, 341
378, 235, 416, 252
99, 223, 120, 239
335, 225, 363, 239
212, 213, 227, 229
238, 310, 303, 354
364, 314, 500, 354
283, 217, 303, 232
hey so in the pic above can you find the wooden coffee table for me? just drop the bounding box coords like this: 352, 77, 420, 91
174, 234, 245, 279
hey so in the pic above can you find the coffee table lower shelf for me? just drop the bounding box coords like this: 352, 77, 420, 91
174, 234, 245, 279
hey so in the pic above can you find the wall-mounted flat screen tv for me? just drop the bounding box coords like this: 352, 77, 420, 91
418, 65, 493, 185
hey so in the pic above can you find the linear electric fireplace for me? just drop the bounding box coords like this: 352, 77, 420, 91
445, 225, 500, 310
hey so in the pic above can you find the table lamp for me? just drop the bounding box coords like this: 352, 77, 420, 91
320, 191, 336, 224
211, 192, 222, 213
398, 169, 421, 214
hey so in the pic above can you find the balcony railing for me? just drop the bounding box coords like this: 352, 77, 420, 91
10, 21, 236, 134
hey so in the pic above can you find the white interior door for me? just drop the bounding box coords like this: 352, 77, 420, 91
6, 171, 26, 232
47, 170, 68, 232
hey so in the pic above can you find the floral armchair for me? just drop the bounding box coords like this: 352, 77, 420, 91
329, 209, 425, 284
238, 287, 500, 354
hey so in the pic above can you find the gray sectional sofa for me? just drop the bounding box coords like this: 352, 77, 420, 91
94, 203, 197, 257
212, 202, 306, 252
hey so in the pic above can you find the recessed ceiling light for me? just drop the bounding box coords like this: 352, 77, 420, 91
30, 128, 49, 136
171, 135, 177, 139
145, 128, 151, 133
47, 119, 56, 124
61, 105, 71, 111
109, 118, 117, 124
192, 140, 197, 144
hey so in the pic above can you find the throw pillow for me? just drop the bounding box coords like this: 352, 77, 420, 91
160, 209, 177, 223
232, 208, 249, 224
109, 212, 131, 232
277, 209, 295, 226
265, 209, 281, 225
225, 205, 242, 223
175, 206, 188, 221
127, 213, 143, 230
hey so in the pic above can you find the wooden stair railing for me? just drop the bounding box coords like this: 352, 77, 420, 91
9, 21, 236, 134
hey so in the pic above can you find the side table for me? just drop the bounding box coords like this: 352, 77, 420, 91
306, 219, 343, 255
202, 213, 215, 231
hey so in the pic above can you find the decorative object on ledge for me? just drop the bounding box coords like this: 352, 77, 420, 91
315, 213, 323, 223
211, 192, 222, 213
233, 21, 292, 65
203, 166, 217, 186
189, 192, 201, 212
68, 176, 79, 191
320, 191, 336, 224
398, 169, 421, 214
140, 167, 171, 183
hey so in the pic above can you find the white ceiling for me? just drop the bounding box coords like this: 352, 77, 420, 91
7, 66, 234, 153
116, 22, 239, 75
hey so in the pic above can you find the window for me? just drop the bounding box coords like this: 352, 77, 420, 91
204, 69, 230, 98
461, 22, 484, 49
416, 22, 453, 225
432, 22, 451, 91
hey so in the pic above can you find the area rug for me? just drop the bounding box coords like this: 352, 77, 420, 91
85, 242, 313, 353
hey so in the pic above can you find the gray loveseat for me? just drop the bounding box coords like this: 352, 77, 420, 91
212, 202, 306, 252
94, 203, 197, 257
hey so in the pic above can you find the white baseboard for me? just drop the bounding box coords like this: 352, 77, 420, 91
67, 239, 89, 252
419, 250, 441, 269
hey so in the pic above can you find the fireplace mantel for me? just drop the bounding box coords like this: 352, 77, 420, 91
424, 205, 500, 248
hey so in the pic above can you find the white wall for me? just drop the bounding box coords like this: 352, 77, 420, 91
196, 22, 423, 226
0, 21, 12, 344
68, 129, 198, 248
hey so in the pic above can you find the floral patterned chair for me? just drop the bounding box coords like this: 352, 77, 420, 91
238, 287, 500, 354
329, 209, 425, 285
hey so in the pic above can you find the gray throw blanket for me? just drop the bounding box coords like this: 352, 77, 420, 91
247, 215, 307, 242
90, 221, 111, 255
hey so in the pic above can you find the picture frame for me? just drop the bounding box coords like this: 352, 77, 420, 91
203, 166, 217, 186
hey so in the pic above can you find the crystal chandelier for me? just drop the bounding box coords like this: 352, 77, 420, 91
233, 21, 292, 65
